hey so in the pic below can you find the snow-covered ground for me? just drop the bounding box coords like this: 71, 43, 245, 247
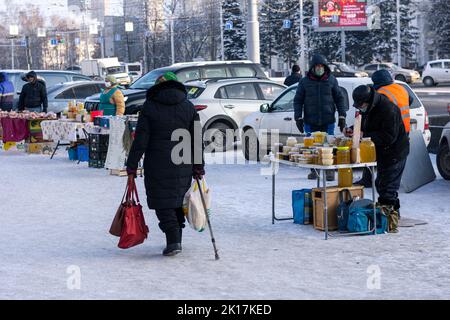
0, 147, 449, 300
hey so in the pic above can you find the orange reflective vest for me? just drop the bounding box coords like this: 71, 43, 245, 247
377, 84, 411, 133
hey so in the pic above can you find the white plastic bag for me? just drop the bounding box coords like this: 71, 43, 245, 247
183, 179, 211, 232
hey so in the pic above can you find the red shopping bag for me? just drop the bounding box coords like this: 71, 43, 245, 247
117, 178, 149, 249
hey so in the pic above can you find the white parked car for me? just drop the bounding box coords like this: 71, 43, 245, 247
240, 77, 431, 160
422, 59, 450, 87
185, 78, 286, 151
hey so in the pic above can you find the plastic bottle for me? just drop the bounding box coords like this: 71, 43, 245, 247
360, 138, 376, 163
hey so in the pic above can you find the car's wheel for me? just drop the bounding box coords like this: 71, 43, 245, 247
205, 122, 234, 152
395, 74, 407, 82
243, 129, 260, 161
437, 142, 450, 180
423, 77, 435, 87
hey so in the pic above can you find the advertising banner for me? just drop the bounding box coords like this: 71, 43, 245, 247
315, 0, 370, 31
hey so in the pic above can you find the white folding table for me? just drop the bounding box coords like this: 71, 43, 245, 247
270, 155, 378, 240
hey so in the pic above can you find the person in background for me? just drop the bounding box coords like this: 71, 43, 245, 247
126, 72, 204, 257
99, 75, 125, 116
284, 65, 302, 87
355, 69, 412, 213
351, 85, 410, 233
18, 71, 48, 113
293, 53, 347, 181
0, 72, 14, 111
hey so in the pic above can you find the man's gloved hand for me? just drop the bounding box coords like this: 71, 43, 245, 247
193, 165, 205, 180
296, 118, 304, 134
338, 117, 346, 133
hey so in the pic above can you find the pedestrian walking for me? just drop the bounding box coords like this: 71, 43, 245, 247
99, 75, 125, 116
18, 71, 48, 113
351, 85, 410, 233
294, 54, 348, 180
0, 72, 15, 112
284, 65, 302, 87
126, 72, 204, 256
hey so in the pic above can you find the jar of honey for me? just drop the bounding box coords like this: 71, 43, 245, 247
360, 138, 376, 163
312, 132, 327, 145
286, 137, 297, 147
337, 147, 352, 187
336, 147, 351, 164
338, 168, 353, 187
303, 137, 314, 148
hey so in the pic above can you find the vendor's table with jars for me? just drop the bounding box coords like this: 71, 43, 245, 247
270, 155, 378, 240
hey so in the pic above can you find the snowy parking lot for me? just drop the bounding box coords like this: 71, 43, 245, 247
1, 148, 450, 300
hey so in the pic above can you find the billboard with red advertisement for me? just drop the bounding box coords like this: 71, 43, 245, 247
314, 0, 370, 31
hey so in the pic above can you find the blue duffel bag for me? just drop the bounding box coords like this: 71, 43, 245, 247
342, 196, 387, 234
337, 189, 353, 232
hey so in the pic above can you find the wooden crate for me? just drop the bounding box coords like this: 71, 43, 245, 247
110, 168, 144, 177
312, 185, 364, 231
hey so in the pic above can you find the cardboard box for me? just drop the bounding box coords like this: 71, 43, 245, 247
312, 185, 364, 231
26, 143, 54, 155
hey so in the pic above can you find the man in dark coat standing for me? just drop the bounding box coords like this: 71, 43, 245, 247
18, 71, 48, 113
352, 85, 410, 233
284, 65, 302, 87
293, 54, 347, 180
126, 72, 204, 256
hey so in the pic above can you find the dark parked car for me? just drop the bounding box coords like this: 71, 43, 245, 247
1, 69, 92, 109
84, 60, 268, 114
329, 62, 369, 78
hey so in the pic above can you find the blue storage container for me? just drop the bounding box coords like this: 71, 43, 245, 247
77, 145, 90, 162
68, 148, 78, 161
292, 189, 313, 224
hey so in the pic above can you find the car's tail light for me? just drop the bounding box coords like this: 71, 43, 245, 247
447, 103, 450, 115
424, 110, 429, 131
194, 105, 208, 111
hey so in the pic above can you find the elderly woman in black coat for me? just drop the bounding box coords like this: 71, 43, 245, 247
126, 72, 204, 256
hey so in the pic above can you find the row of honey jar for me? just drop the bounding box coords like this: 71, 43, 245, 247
274, 138, 377, 165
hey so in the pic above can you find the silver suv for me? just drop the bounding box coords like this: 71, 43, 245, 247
186, 78, 286, 151
361, 63, 420, 84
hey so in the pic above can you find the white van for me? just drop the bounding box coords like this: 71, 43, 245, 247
240, 77, 431, 160
422, 59, 450, 87
122, 62, 143, 82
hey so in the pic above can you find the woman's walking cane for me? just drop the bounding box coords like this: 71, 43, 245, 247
196, 177, 220, 260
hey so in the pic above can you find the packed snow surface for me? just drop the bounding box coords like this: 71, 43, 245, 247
0, 148, 449, 299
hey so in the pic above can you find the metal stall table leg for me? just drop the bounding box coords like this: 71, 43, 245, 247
271, 160, 294, 224
323, 169, 328, 240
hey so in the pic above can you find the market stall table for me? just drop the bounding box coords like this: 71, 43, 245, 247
270, 155, 378, 240
40, 120, 95, 159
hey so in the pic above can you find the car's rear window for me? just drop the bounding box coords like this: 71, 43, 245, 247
400, 84, 421, 109
185, 86, 205, 99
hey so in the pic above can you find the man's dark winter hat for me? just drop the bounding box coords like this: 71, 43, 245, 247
310, 53, 328, 67
292, 65, 301, 73
26, 71, 37, 79
371, 69, 394, 90
353, 85, 373, 108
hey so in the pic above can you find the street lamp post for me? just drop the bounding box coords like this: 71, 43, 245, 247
299, 0, 305, 73
396, 0, 402, 67
9, 25, 19, 70
125, 22, 134, 63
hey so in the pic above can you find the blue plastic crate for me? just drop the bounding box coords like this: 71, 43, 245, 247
68, 148, 78, 161
77, 145, 89, 162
